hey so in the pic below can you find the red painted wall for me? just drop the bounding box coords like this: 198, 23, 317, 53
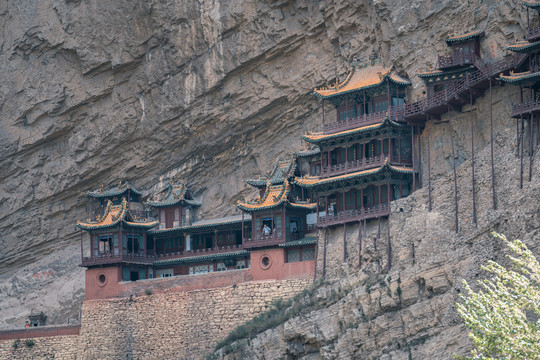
85, 267, 122, 300
249, 248, 315, 281
0, 325, 80, 340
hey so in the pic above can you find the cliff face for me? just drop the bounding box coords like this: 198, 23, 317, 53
0, 0, 533, 337
213, 84, 540, 359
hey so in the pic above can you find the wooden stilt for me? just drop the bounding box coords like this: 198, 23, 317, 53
470, 90, 477, 224
313, 228, 319, 280
322, 228, 328, 279
427, 117, 432, 211
530, 114, 534, 182
489, 80, 497, 209
521, 113, 525, 189
451, 127, 459, 233
411, 126, 416, 192
343, 223, 347, 262
387, 180, 391, 271
418, 127, 422, 188
357, 221, 362, 269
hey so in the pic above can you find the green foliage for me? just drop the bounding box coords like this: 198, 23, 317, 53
144, 288, 152, 296
456, 233, 540, 360
12, 338, 20, 350
24, 338, 35, 348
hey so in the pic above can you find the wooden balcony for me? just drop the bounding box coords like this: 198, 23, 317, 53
528, 26, 540, 41
317, 204, 390, 228
320, 155, 412, 179
81, 252, 154, 267
243, 232, 304, 249
511, 99, 540, 118
323, 107, 404, 135
438, 52, 474, 69
405, 54, 526, 123
155, 244, 244, 260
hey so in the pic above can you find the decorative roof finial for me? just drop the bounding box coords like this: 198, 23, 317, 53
369, 49, 379, 63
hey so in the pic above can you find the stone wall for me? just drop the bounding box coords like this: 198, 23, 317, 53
0, 277, 311, 360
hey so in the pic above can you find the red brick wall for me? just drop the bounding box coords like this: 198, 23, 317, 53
250, 248, 315, 281
0, 325, 80, 340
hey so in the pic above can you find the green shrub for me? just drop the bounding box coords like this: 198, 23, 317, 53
144, 288, 152, 295
24, 339, 35, 348
12, 338, 20, 350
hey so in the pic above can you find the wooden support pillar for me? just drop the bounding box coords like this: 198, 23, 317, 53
143, 233, 147, 256
418, 126, 422, 188
316, 195, 320, 227
360, 188, 364, 213
427, 116, 432, 212
470, 90, 477, 225
343, 223, 347, 262
342, 191, 346, 215
450, 120, 459, 233
322, 228, 328, 279
270, 208, 274, 239
520, 113, 525, 189
345, 146, 348, 172
412, 126, 416, 191
357, 221, 362, 269
313, 229, 319, 280
489, 80, 497, 210
530, 113, 534, 182
398, 137, 401, 163
387, 183, 392, 272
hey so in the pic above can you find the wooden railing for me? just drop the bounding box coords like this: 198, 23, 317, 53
243, 234, 286, 249
155, 244, 244, 260
528, 26, 540, 41
317, 204, 390, 227
511, 99, 540, 117
438, 52, 474, 69
322, 106, 404, 135
321, 155, 384, 178
82, 252, 154, 266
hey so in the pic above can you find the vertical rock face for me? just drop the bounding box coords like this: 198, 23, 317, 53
0, 0, 533, 339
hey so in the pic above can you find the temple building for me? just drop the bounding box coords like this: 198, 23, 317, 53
294, 56, 415, 228
146, 181, 201, 229
499, 0, 540, 186
77, 182, 160, 295
237, 159, 317, 280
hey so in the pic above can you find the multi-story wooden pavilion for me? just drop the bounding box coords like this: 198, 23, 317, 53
297, 56, 415, 229
499, 0, 540, 187
146, 181, 201, 228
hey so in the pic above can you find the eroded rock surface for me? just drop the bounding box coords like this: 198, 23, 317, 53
0, 0, 534, 345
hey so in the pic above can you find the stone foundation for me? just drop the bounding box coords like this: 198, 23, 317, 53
0, 277, 311, 360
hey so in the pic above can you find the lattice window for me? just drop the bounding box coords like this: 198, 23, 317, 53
287, 249, 300, 263
303, 247, 315, 261
217, 262, 227, 271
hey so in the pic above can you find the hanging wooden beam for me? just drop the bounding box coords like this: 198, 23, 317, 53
427, 116, 432, 212
530, 113, 534, 182
387, 179, 392, 271
521, 113, 525, 189
418, 126, 422, 188
322, 228, 328, 279
313, 228, 319, 280
489, 80, 497, 210
357, 220, 362, 269
470, 90, 477, 224
412, 126, 416, 191
450, 122, 459, 233
343, 223, 347, 262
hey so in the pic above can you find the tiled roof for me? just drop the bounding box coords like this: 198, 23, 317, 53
237, 180, 316, 212
86, 181, 142, 198
77, 198, 159, 230
293, 148, 321, 158
278, 237, 317, 247
146, 181, 201, 208
302, 117, 406, 144
506, 40, 540, 53
293, 161, 414, 189
445, 30, 485, 45
523, 0, 540, 8
417, 66, 473, 79
153, 250, 250, 266
147, 215, 251, 235
313, 60, 410, 99
499, 70, 540, 84
246, 158, 296, 188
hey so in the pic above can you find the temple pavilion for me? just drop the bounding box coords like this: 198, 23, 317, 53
77, 181, 159, 283
499, 0, 540, 185
294, 55, 416, 228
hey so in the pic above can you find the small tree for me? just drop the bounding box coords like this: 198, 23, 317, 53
456, 233, 540, 360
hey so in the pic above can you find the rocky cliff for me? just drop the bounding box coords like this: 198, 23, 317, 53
0, 0, 535, 348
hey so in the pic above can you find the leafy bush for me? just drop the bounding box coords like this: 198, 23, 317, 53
24, 339, 35, 348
